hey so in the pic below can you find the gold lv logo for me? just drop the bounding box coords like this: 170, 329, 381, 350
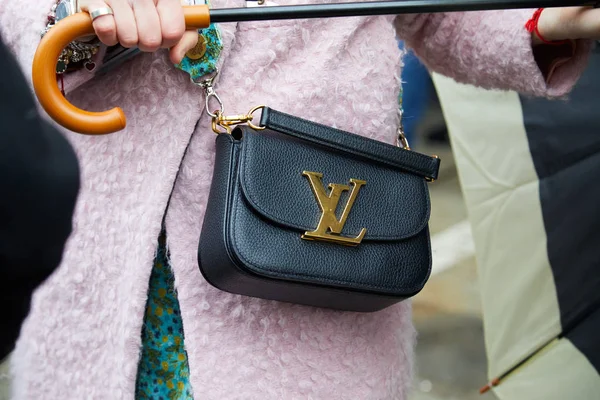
302, 171, 367, 246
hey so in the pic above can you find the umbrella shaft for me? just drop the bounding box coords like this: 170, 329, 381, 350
210, 0, 594, 23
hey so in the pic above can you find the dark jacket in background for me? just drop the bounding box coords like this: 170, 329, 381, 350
0, 36, 80, 360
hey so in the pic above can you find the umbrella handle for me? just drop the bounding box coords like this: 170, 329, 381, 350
32, 5, 211, 135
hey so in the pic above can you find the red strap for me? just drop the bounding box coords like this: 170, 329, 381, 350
526, 8, 568, 45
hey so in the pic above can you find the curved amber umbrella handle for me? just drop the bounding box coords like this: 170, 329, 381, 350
32, 5, 211, 135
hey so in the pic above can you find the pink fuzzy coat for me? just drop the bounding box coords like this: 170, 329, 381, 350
0, 0, 591, 397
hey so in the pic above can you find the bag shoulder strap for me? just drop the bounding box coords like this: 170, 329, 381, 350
260, 107, 440, 181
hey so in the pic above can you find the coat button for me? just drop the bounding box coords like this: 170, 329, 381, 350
185, 33, 208, 60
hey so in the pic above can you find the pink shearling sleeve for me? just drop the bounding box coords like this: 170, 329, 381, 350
395, 9, 592, 97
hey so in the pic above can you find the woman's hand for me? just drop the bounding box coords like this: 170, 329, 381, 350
79, 0, 199, 64
536, 6, 600, 44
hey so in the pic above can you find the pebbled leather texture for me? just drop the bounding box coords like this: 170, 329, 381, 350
239, 129, 430, 241
260, 107, 441, 181
198, 134, 406, 312
198, 110, 435, 312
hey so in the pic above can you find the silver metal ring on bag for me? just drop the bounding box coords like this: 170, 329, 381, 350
89, 7, 114, 21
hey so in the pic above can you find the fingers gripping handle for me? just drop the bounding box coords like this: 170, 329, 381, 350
32, 5, 211, 135
32, 13, 123, 135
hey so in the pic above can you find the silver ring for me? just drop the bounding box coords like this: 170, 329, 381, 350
89, 7, 114, 21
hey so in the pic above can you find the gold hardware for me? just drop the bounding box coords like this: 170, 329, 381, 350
425, 154, 439, 183
396, 112, 410, 150
397, 111, 440, 182
211, 111, 233, 134
196, 70, 264, 133
211, 106, 266, 134
247, 105, 266, 130
301, 171, 366, 246
396, 129, 411, 150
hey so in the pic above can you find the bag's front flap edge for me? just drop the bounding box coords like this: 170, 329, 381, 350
237, 127, 431, 241
226, 195, 432, 297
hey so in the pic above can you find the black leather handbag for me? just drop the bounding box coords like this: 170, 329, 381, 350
198, 107, 440, 312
